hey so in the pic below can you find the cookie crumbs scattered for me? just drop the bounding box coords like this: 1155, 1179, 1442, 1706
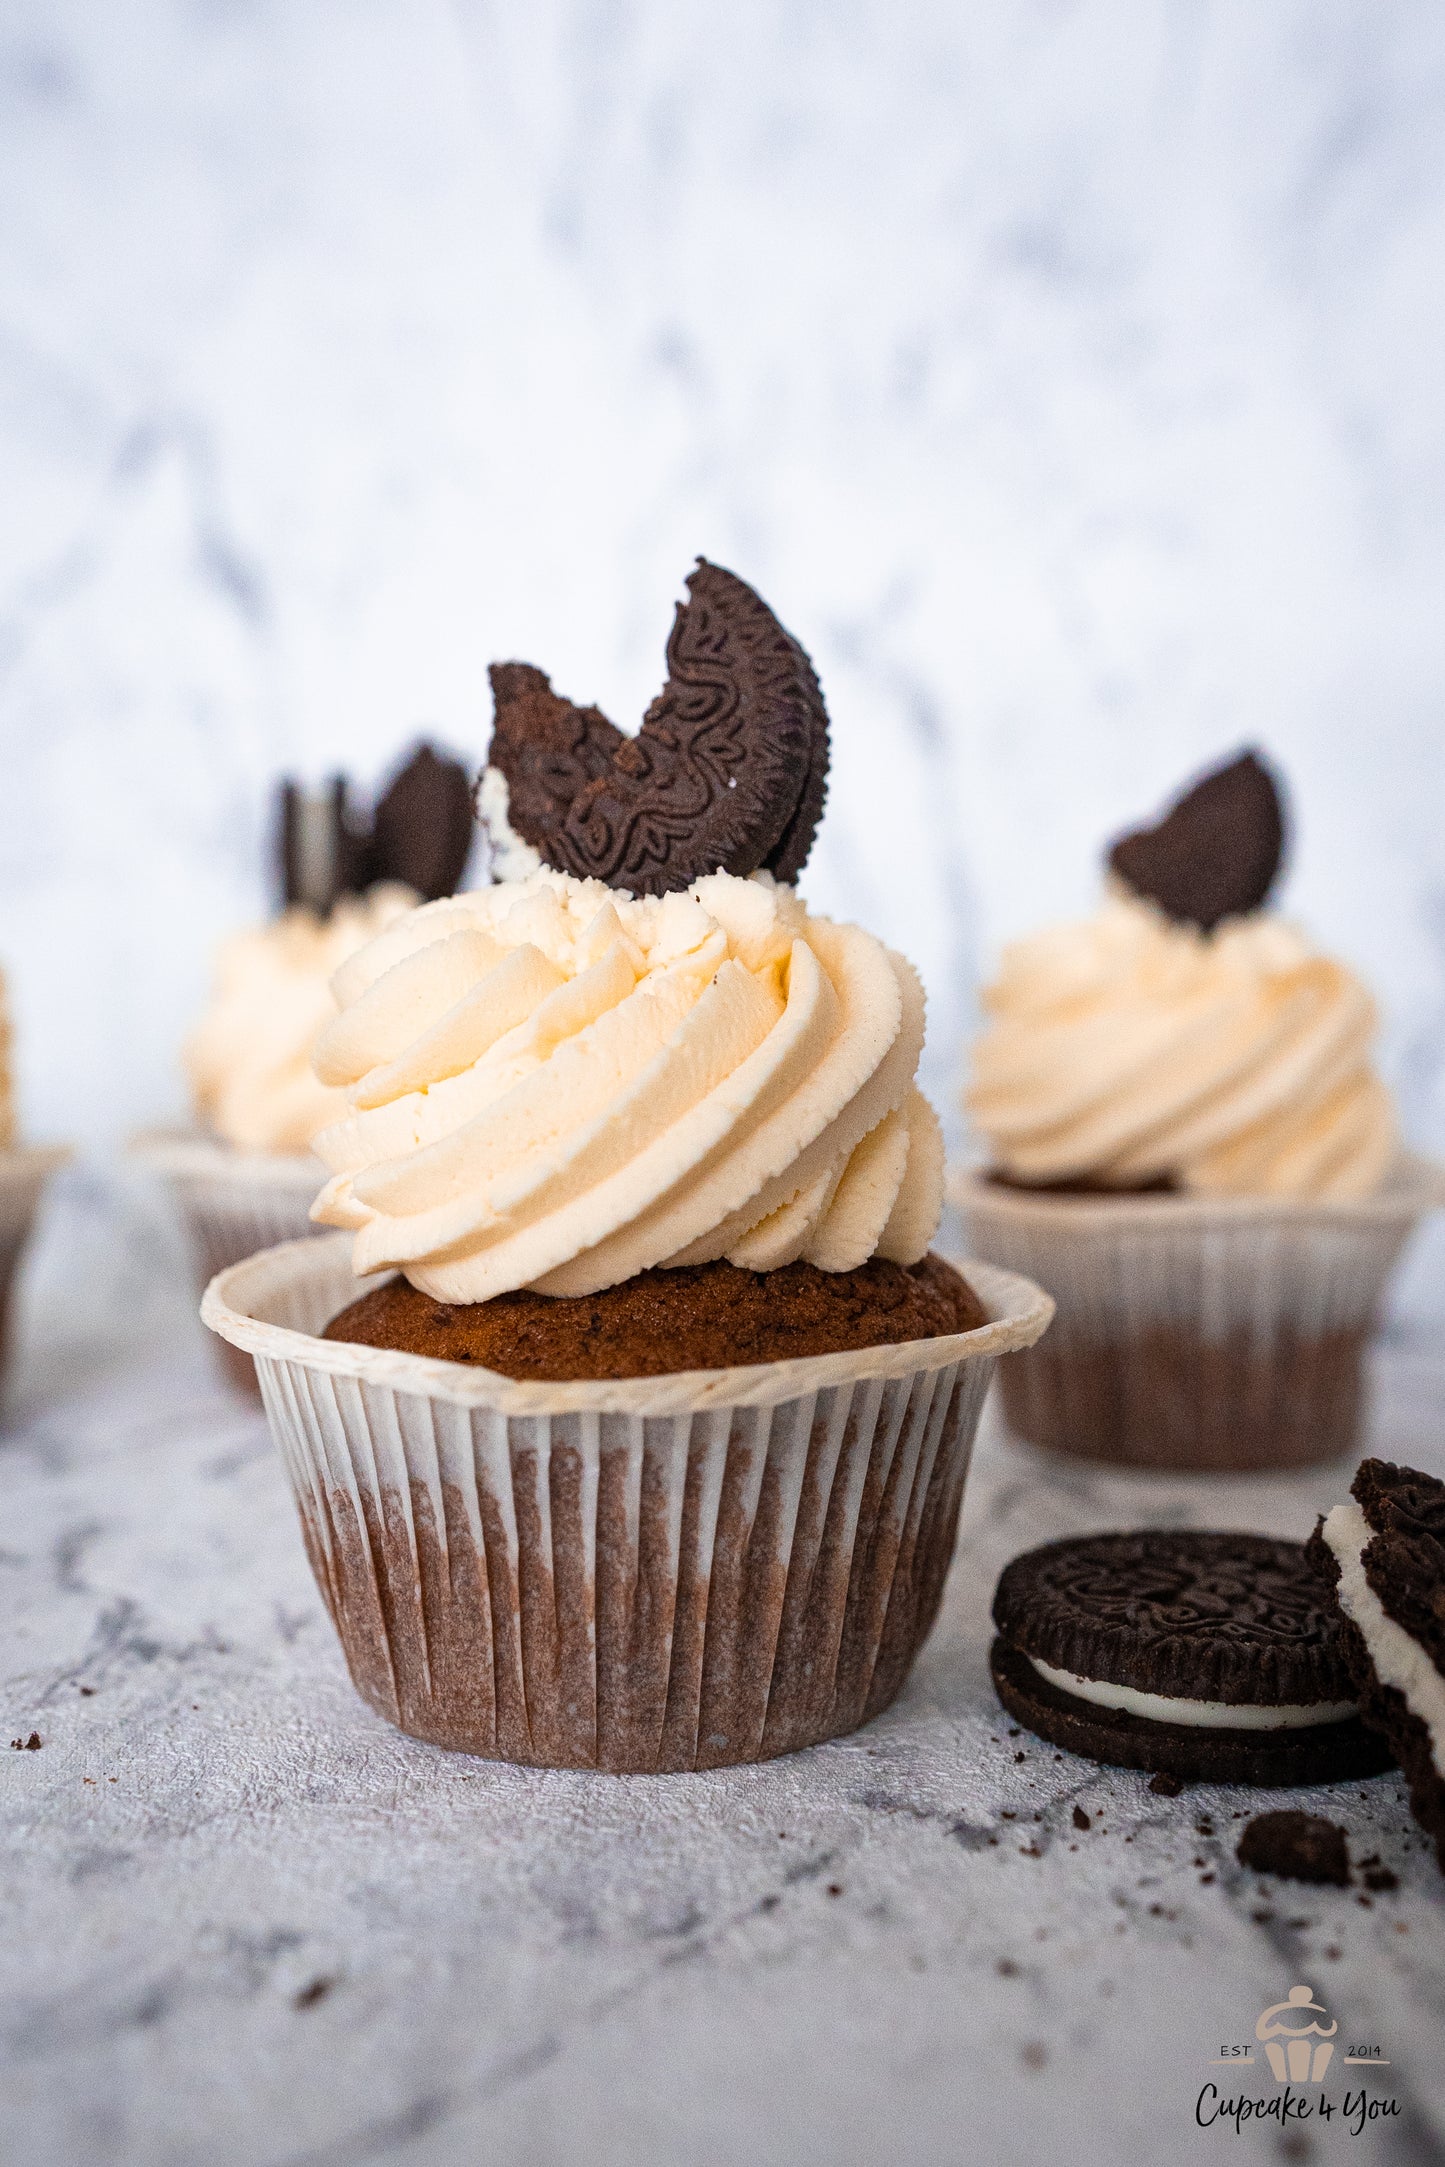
1072, 1806, 1091, 1831
1362, 1866, 1398, 1892
9, 1733, 41, 1751
293, 1977, 334, 2010
1149, 1771, 1183, 1797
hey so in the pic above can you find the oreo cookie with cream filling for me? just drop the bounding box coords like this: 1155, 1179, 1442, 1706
1312, 1459, 1445, 1871
990, 1529, 1394, 1786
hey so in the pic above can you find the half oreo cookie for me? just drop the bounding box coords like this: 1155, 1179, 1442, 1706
1312, 1460, 1445, 1871
991, 1529, 1395, 1786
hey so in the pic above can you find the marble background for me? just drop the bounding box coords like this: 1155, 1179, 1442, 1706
2, 0, 1444, 1203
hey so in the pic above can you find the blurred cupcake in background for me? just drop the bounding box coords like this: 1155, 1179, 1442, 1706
138, 743, 474, 1391
954, 750, 1441, 1473
0, 962, 70, 1392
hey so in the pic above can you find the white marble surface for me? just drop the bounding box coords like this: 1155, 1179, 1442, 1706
2, 1183, 1444, 2167
3, 0, 1445, 1197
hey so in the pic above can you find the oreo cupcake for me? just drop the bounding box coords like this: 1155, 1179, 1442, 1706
137, 746, 473, 1392
0, 964, 69, 1389
955, 752, 1440, 1472
204, 561, 1051, 1770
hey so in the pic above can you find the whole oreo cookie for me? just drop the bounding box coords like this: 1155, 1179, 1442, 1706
990, 1529, 1394, 1787
483, 559, 830, 896
1108, 748, 1286, 933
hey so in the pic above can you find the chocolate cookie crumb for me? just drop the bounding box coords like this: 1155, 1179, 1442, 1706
1237, 1811, 1350, 1886
1362, 1866, 1399, 1892
1072, 1805, 1091, 1831
1150, 1771, 1184, 1796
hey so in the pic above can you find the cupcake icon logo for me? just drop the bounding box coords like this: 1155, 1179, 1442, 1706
1256, 1986, 1337, 2084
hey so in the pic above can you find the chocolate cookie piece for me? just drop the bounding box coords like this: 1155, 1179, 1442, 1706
324, 1252, 985, 1380
1313, 1460, 1445, 1873
1237, 1810, 1350, 1886
1108, 748, 1286, 933
484, 559, 830, 896
989, 1529, 1394, 1786
366, 744, 474, 901
280, 776, 368, 913
277, 743, 474, 913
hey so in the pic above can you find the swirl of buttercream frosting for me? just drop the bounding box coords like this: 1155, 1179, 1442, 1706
185, 886, 417, 1154
308, 868, 943, 1301
967, 892, 1396, 1201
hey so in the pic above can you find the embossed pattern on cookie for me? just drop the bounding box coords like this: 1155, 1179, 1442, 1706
484, 559, 829, 895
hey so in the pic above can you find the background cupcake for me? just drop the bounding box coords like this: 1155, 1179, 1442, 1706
954, 750, 1440, 1473
205, 560, 1051, 1768
0, 962, 70, 1391
138, 743, 473, 1390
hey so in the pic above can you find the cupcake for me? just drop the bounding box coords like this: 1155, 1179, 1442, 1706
203, 560, 1052, 1769
0, 963, 69, 1388
955, 750, 1440, 1473
138, 744, 473, 1393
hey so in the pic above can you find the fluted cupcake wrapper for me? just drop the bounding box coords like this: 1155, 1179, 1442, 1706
202, 1235, 1052, 1771
0, 1145, 70, 1385
951, 1159, 1443, 1474
132, 1131, 325, 1394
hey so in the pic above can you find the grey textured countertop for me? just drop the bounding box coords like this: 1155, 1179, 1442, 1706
2, 1182, 1443, 2167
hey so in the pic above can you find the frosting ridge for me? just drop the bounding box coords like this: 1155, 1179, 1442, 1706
310, 868, 943, 1301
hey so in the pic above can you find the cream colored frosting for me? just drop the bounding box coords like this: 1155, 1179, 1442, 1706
0, 966, 15, 1150
310, 867, 944, 1301
1027, 1654, 1357, 1732
1322, 1501, 1445, 1775
185, 886, 417, 1154
967, 891, 1396, 1200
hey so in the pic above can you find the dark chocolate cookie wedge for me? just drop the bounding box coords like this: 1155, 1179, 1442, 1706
1313, 1460, 1445, 1872
1108, 748, 1286, 933
366, 744, 474, 902
484, 559, 829, 896
990, 1529, 1393, 1786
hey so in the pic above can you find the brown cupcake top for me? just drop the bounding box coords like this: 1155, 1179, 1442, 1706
323, 1252, 985, 1381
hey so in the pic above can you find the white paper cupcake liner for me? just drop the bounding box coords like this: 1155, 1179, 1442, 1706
0, 1145, 70, 1382
133, 1131, 326, 1394
202, 1235, 1052, 1771
951, 1158, 1444, 1473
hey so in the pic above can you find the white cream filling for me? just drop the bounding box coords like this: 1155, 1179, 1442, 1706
476, 765, 544, 883
1322, 1500, 1445, 1775
1028, 1654, 1358, 1732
